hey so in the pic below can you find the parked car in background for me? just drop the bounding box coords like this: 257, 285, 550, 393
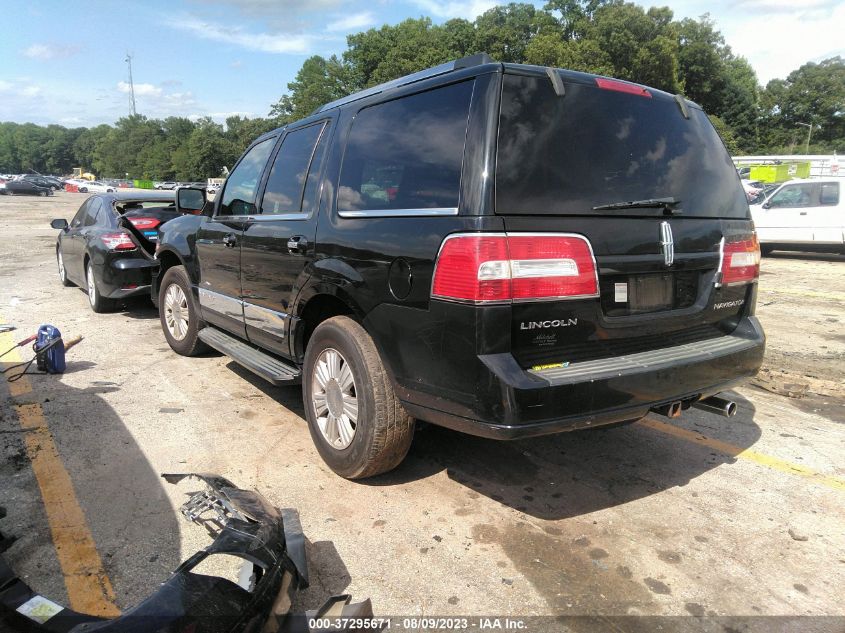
751, 178, 844, 254
153, 56, 764, 479
156, 181, 178, 190
1, 179, 53, 196
748, 183, 779, 206
78, 181, 115, 193
50, 191, 179, 312
21, 174, 61, 190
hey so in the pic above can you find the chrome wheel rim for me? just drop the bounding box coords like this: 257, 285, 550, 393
312, 348, 358, 449
57, 251, 65, 281
87, 265, 96, 306
163, 284, 189, 341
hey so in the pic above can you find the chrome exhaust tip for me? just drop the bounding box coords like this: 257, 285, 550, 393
652, 401, 683, 419
693, 395, 737, 417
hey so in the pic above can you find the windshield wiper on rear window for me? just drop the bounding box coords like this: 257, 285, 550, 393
592, 197, 682, 214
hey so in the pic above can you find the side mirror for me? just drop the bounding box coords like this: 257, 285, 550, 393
176, 187, 207, 215
762, 202, 771, 210
51, 218, 68, 230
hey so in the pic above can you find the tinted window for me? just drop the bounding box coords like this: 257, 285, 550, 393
83, 198, 102, 226
261, 123, 325, 215
219, 137, 275, 216
496, 74, 749, 218
337, 81, 474, 212
70, 200, 90, 228
820, 183, 839, 206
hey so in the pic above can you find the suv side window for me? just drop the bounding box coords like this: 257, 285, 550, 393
260, 122, 326, 215
218, 137, 276, 216
769, 183, 816, 208
820, 183, 839, 206
337, 80, 474, 215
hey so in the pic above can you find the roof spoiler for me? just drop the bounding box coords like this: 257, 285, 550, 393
313, 53, 495, 115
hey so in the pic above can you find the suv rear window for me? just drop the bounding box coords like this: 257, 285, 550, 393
337, 80, 474, 214
496, 74, 748, 218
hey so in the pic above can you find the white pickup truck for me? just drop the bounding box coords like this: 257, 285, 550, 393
751, 178, 844, 254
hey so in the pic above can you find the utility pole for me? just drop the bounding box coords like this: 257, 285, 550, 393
796, 122, 813, 155
125, 53, 137, 117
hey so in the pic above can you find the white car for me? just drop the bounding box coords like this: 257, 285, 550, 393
77, 180, 115, 193
751, 178, 843, 254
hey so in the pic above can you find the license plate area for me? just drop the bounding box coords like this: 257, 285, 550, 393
629, 274, 673, 312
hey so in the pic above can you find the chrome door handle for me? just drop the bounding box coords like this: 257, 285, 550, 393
287, 236, 307, 254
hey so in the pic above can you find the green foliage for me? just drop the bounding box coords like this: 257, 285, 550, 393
0, 114, 279, 180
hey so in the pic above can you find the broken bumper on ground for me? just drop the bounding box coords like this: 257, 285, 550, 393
0, 473, 373, 632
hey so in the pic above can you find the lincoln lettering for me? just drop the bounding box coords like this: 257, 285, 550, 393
520, 318, 578, 330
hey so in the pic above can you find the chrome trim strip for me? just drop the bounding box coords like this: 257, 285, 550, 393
199, 287, 244, 320
338, 207, 459, 218
530, 334, 758, 385
243, 302, 290, 340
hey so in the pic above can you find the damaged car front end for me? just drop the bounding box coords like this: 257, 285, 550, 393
0, 474, 373, 632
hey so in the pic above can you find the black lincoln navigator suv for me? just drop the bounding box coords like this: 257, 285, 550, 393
152, 55, 765, 478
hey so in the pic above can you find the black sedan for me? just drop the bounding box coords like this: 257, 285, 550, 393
1, 180, 53, 196
51, 191, 181, 312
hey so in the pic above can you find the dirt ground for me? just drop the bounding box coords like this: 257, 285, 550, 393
1, 191, 843, 631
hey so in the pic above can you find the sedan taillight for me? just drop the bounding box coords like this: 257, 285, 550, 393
100, 232, 136, 251
127, 217, 161, 230
432, 233, 599, 303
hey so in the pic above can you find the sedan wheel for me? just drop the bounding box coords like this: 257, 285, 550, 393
163, 284, 189, 341
311, 348, 359, 449
57, 250, 72, 287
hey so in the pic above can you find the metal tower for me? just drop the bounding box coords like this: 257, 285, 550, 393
125, 53, 137, 116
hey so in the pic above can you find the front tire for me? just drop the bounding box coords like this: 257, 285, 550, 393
303, 316, 414, 479
57, 249, 73, 287
86, 261, 115, 313
158, 265, 207, 356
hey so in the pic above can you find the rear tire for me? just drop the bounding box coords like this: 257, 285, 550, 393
86, 261, 115, 313
158, 265, 207, 356
303, 316, 414, 479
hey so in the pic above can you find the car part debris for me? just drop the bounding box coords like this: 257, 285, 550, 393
0, 473, 375, 632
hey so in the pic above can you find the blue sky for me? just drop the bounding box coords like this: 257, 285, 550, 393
1, 0, 843, 128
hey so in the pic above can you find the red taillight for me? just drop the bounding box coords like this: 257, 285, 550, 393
127, 216, 160, 230
100, 232, 136, 251
595, 78, 652, 98
432, 233, 599, 303
720, 235, 760, 286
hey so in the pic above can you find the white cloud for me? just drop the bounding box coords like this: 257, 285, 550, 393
117, 81, 163, 97
23, 43, 81, 60
410, 0, 496, 20
325, 11, 376, 32
719, 1, 845, 83
171, 16, 314, 54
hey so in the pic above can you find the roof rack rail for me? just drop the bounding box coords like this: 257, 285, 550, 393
313, 53, 494, 114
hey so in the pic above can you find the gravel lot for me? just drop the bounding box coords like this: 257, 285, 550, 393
1, 191, 843, 630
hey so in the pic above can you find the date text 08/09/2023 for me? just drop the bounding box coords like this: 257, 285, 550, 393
308, 617, 529, 630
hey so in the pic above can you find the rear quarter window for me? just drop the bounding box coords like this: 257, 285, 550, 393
337, 80, 474, 215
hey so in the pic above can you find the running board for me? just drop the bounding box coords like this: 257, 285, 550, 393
198, 327, 301, 386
